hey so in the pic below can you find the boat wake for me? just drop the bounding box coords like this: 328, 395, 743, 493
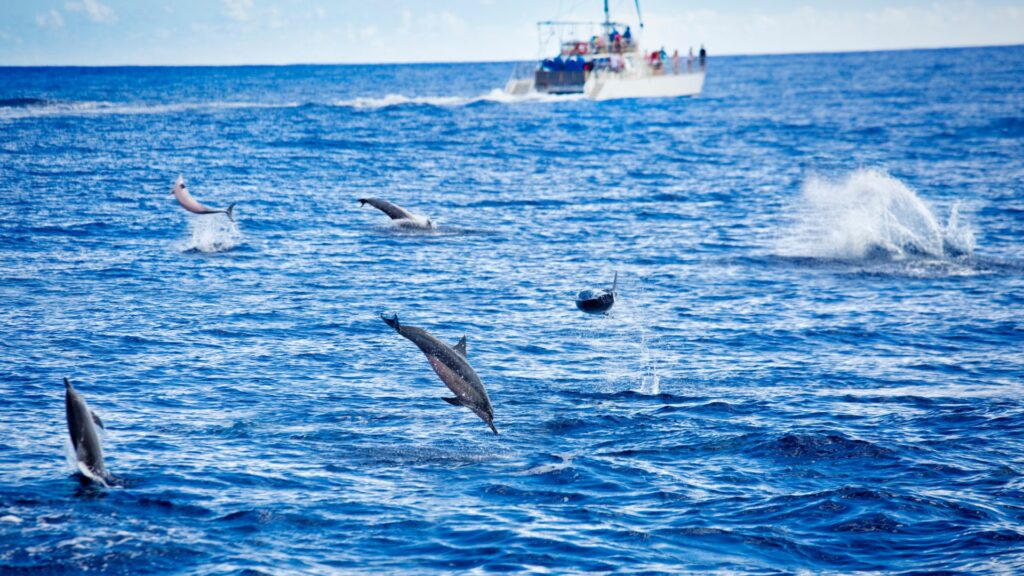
331, 89, 584, 110
0, 99, 301, 121
0, 91, 580, 121
778, 169, 975, 262
181, 214, 241, 253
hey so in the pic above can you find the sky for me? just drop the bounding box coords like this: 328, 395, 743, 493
1, 0, 1023, 65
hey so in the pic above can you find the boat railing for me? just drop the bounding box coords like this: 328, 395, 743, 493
587, 57, 706, 80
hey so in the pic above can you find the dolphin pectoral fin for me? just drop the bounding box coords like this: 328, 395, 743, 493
91, 411, 104, 430
454, 336, 467, 356
442, 396, 464, 407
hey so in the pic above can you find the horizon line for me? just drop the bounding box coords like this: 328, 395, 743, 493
1, 41, 1020, 68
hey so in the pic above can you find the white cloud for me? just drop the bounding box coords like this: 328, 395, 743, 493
223, 0, 254, 22
65, 0, 115, 23
36, 9, 65, 29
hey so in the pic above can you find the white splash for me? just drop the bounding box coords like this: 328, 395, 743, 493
182, 214, 241, 253
636, 323, 662, 396
518, 453, 574, 476
332, 89, 584, 109
780, 169, 974, 260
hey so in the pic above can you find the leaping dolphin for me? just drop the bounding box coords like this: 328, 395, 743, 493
172, 176, 235, 221
380, 314, 497, 434
575, 272, 617, 314
64, 378, 114, 485
358, 197, 433, 229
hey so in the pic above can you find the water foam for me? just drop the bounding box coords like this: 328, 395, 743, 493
182, 214, 241, 253
780, 169, 974, 260
332, 89, 584, 109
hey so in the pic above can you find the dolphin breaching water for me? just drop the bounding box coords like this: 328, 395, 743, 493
64, 378, 114, 485
172, 176, 235, 221
575, 272, 618, 314
380, 314, 498, 434
358, 197, 434, 229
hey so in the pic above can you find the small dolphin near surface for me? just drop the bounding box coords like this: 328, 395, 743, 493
575, 272, 618, 314
358, 197, 433, 229
380, 314, 497, 434
172, 176, 235, 221
64, 378, 115, 485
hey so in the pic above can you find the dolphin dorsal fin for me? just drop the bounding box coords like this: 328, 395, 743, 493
91, 411, 105, 430
454, 336, 467, 356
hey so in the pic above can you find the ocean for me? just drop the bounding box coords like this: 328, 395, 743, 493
1, 45, 1023, 573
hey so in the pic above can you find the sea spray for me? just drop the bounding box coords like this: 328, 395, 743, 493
183, 214, 241, 253
779, 169, 974, 260
618, 274, 663, 395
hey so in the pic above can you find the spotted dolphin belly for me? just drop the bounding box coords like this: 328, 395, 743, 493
427, 355, 469, 398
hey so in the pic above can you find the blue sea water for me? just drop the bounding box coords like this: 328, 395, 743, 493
1, 45, 1023, 574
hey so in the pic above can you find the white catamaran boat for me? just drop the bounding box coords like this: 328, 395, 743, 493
505, 1, 706, 101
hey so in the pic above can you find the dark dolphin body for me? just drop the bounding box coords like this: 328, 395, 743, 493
575, 272, 618, 314
64, 378, 113, 485
381, 314, 497, 434
358, 198, 433, 229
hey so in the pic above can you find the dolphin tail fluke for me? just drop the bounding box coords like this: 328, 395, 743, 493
225, 203, 236, 222
358, 198, 368, 207
381, 313, 400, 331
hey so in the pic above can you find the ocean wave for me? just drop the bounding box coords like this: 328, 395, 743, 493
778, 169, 975, 261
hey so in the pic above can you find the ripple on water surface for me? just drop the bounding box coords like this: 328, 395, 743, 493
1, 47, 1024, 573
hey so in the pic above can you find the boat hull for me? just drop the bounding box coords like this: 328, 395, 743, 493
585, 71, 705, 101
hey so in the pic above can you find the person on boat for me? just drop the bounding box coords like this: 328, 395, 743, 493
688, 47, 694, 72
672, 49, 680, 74
699, 44, 707, 70
623, 26, 632, 47
649, 50, 661, 73
610, 53, 623, 72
